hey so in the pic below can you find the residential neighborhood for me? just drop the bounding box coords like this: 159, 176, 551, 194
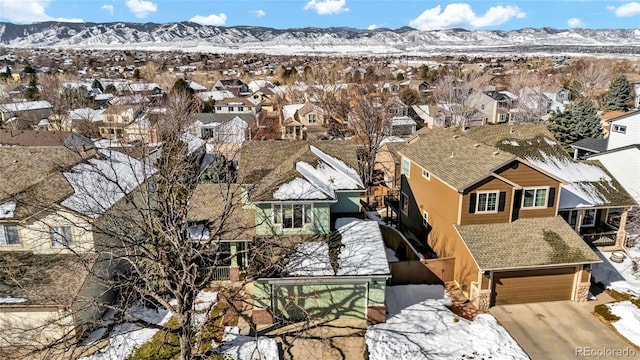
1, 47, 640, 360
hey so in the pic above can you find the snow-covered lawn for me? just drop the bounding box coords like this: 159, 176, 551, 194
366, 285, 528, 360
81, 290, 217, 360
217, 326, 280, 360
592, 246, 640, 296
607, 301, 640, 346
79, 304, 172, 360
591, 245, 640, 346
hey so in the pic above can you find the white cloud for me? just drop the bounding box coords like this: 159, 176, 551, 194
609, 2, 640, 17
252, 9, 266, 18
101, 4, 114, 15
567, 18, 584, 28
126, 0, 157, 18
409, 3, 525, 30
367, 24, 378, 30
304, 0, 349, 15
0, 0, 83, 23
189, 13, 227, 26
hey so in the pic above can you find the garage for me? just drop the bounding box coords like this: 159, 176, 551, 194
273, 283, 367, 321
492, 267, 576, 306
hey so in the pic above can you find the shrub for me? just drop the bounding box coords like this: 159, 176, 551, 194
127, 317, 180, 360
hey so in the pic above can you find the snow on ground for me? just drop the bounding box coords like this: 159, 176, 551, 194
79, 304, 172, 360
193, 291, 218, 328
218, 326, 280, 360
608, 301, 640, 346
591, 246, 640, 296
366, 285, 528, 360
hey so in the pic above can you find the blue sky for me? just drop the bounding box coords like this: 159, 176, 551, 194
1, 1, 640, 30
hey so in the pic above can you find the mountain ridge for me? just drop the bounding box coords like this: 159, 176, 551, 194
1, 22, 640, 56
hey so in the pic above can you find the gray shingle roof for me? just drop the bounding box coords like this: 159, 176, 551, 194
398, 128, 515, 191
455, 216, 601, 270
570, 137, 608, 153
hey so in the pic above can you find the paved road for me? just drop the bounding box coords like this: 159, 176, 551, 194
490, 299, 636, 360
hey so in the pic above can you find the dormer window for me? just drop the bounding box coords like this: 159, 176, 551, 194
476, 191, 498, 213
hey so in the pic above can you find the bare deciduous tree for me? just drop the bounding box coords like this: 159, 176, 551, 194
432, 67, 490, 127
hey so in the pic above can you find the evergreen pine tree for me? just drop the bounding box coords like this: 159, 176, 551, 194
24, 74, 39, 101
605, 75, 632, 111
548, 100, 602, 147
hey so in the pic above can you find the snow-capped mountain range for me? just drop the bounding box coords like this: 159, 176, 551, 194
2, 22, 640, 56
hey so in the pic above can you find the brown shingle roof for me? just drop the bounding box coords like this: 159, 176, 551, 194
398, 128, 515, 191
238, 140, 361, 202
0, 252, 95, 306
0, 146, 93, 200
455, 216, 601, 270
188, 184, 255, 240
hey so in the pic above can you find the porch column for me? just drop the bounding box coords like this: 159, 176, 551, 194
616, 208, 630, 249
575, 210, 585, 232
229, 242, 240, 281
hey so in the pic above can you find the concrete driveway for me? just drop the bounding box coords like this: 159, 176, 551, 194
490, 297, 636, 360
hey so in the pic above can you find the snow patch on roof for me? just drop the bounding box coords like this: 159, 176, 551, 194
286, 241, 333, 276
61, 149, 153, 218
273, 177, 330, 200
336, 218, 390, 276
0, 296, 27, 304
502, 139, 520, 146
310, 145, 364, 189
525, 151, 614, 208
282, 104, 304, 121
0, 202, 16, 219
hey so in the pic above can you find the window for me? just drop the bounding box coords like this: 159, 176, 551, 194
612, 124, 627, 134
476, 191, 498, 213
0, 224, 20, 245
401, 192, 409, 214
422, 169, 430, 180
273, 204, 313, 229
216, 106, 222, 111
582, 209, 596, 227
50, 226, 73, 247
402, 158, 411, 178
237, 106, 244, 112
422, 210, 429, 226
308, 113, 317, 124
522, 188, 547, 208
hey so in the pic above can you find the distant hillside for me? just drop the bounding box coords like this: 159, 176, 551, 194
2, 22, 640, 56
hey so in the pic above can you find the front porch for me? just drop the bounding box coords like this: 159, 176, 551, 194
559, 207, 633, 249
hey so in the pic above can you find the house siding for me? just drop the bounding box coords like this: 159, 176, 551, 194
497, 162, 560, 219
460, 177, 513, 225
330, 191, 361, 214
607, 113, 640, 150
588, 148, 640, 203
254, 202, 332, 236
9, 210, 94, 254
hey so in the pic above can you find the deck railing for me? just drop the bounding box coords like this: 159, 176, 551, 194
212, 266, 231, 281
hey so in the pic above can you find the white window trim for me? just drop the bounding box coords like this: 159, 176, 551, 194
421, 168, 430, 181
612, 124, 627, 134
0, 224, 20, 246
402, 158, 411, 178
521, 187, 549, 209
581, 209, 596, 228
50, 225, 73, 247
476, 191, 499, 214
400, 192, 409, 215
272, 203, 314, 229
422, 210, 429, 226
